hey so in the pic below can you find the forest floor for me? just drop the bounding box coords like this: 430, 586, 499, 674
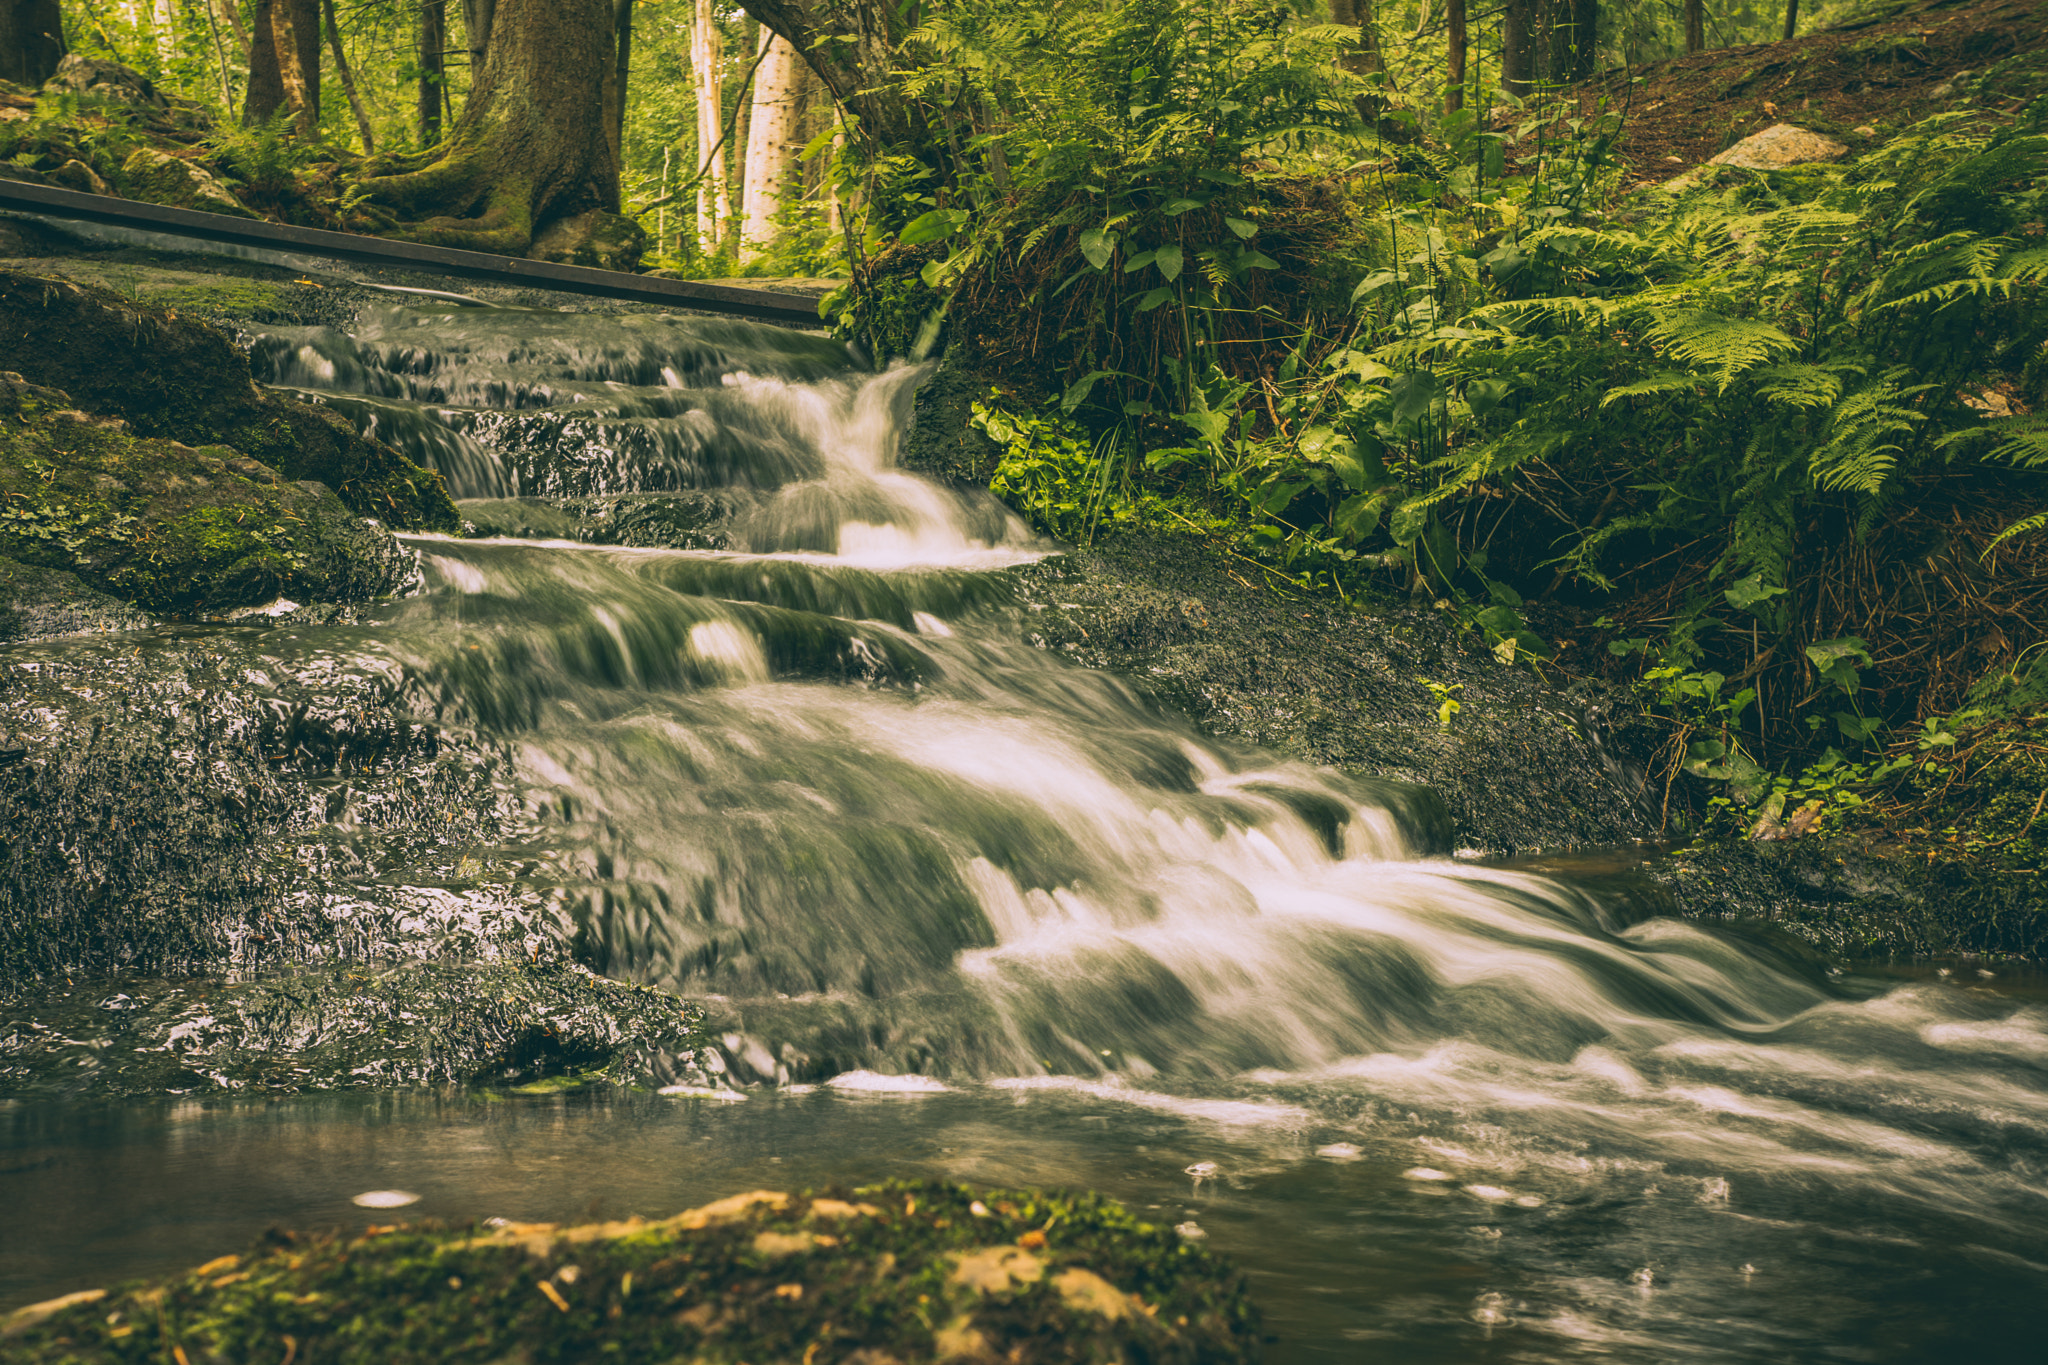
1586, 0, 2048, 179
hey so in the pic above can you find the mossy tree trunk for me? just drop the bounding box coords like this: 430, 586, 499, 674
361, 0, 620, 257
0, 0, 65, 87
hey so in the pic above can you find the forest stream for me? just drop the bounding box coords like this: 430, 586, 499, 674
5, 297, 2047, 1362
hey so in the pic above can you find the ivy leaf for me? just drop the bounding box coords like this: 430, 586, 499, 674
1723, 574, 1788, 610
1163, 198, 1208, 216
1134, 285, 1175, 311
1122, 249, 1158, 273
1224, 217, 1258, 239
1154, 245, 1184, 282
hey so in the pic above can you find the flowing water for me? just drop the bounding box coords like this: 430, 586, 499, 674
7, 300, 2048, 1361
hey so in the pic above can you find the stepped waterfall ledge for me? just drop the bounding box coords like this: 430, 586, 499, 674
2, 275, 2046, 1363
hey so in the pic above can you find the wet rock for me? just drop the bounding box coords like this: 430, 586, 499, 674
0, 628, 541, 987
0, 268, 457, 531
530, 208, 648, 273
0, 960, 709, 1097
1012, 531, 1661, 855
1645, 836, 2048, 959
0, 556, 150, 642
0, 1182, 1258, 1364
117, 147, 255, 219
0, 372, 416, 615
457, 492, 731, 549
44, 157, 109, 196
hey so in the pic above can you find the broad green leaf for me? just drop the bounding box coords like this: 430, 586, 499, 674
1154, 245, 1184, 281
1224, 217, 1258, 239
1078, 227, 1117, 270
1163, 198, 1208, 216
1723, 574, 1788, 609
900, 207, 968, 246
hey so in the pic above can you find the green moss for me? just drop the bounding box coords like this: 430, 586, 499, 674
0, 1182, 1259, 1364
0, 268, 457, 532
0, 372, 413, 615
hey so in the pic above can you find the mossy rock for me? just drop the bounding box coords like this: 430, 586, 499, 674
0, 959, 709, 1098
0, 373, 414, 615
529, 208, 648, 273
0, 1183, 1259, 1364
117, 147, 255, 220
0, 555, 150, 642
0, 268, 457, 531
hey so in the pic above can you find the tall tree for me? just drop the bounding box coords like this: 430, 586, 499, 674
245, 0, 321, 134
462, 0, 494, 83
0, 0, 66, 87
323, 0, 375, 152
692, 0, 732, 254
1326, 0, 1386, 124
1684, 0, 1704, 53
362, 0, 629, 260
1501, 0, 1538, 95
418, 0, 446, 143
1783, 0, 1798, 40
1444, 0, 1467, 113
609, 0, 634, 162
739, 29, 797, 264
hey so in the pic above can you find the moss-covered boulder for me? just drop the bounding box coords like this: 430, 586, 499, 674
0, 269, 456, 531
0, 374, 415, 615
0, 1183, 1259, 1364
0, 960, 710, 1098
117, 147, 255, 219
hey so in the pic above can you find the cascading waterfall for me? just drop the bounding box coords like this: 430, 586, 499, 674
6, 299, 2042, 1362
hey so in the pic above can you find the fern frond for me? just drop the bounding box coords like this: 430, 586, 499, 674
1600, 371, 1696, 407
1983, 511, 2048, 558
1979, 413, 2048, 469
1751, 363, 1847, 411
1639, 309, 1799, 389
1807, 378, 1928, 494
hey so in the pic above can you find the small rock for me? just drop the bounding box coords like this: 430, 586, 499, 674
1706, 124, 1849, 171
119, 148, 257, 219
1854, 125, 1877, 136
42, 54, 168, 110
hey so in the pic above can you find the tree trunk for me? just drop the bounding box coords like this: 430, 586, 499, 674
419, 0, 445, 145
276, 0, 321, 135
0, 0, 66, 87
217, 0, 250, 49
739, 29, 797, 265
245, 0, 320, 133
462, 0, 494, 83
740, 0, 921, 150
1501, 0, 1538, 96
362, 0, 627, 260
1782, 0, 1798, 40
243, 0, 288, 126
323, 0, 375, 153
1326, 0, 1387, 125
609, 0, 634, 165
1445, 0, 1467, 114
1567, 0, 1596, 79
1685, 0, 1704, 54
693, 0, 731, 255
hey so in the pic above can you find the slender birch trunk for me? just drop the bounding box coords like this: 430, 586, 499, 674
739, 29, 797, 265
691, 0, 730, 256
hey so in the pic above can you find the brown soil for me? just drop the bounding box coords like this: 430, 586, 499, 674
1579, 0, 2048, 179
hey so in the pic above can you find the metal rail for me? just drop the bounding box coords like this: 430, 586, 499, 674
0, 179, 826, 325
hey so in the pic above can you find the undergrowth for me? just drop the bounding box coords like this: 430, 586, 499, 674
835, 0, 2048, 847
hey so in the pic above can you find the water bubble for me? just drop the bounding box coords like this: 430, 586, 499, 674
1462, 1185, 1516, 1203
351, 1190, 420, 1209
1402, 1167, 1455, 1182
1184, 1161, 1221, 1179
1174, 1222, 1207, 1241
1631, 1268, 1655, 1294
1315, 1143, 1363, 1161
1698, 1176, 1731, 1204
1512, 1194, 1545, 1208
1740, 1263, 1757, 1278
1471, 1291, 1512, 1329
